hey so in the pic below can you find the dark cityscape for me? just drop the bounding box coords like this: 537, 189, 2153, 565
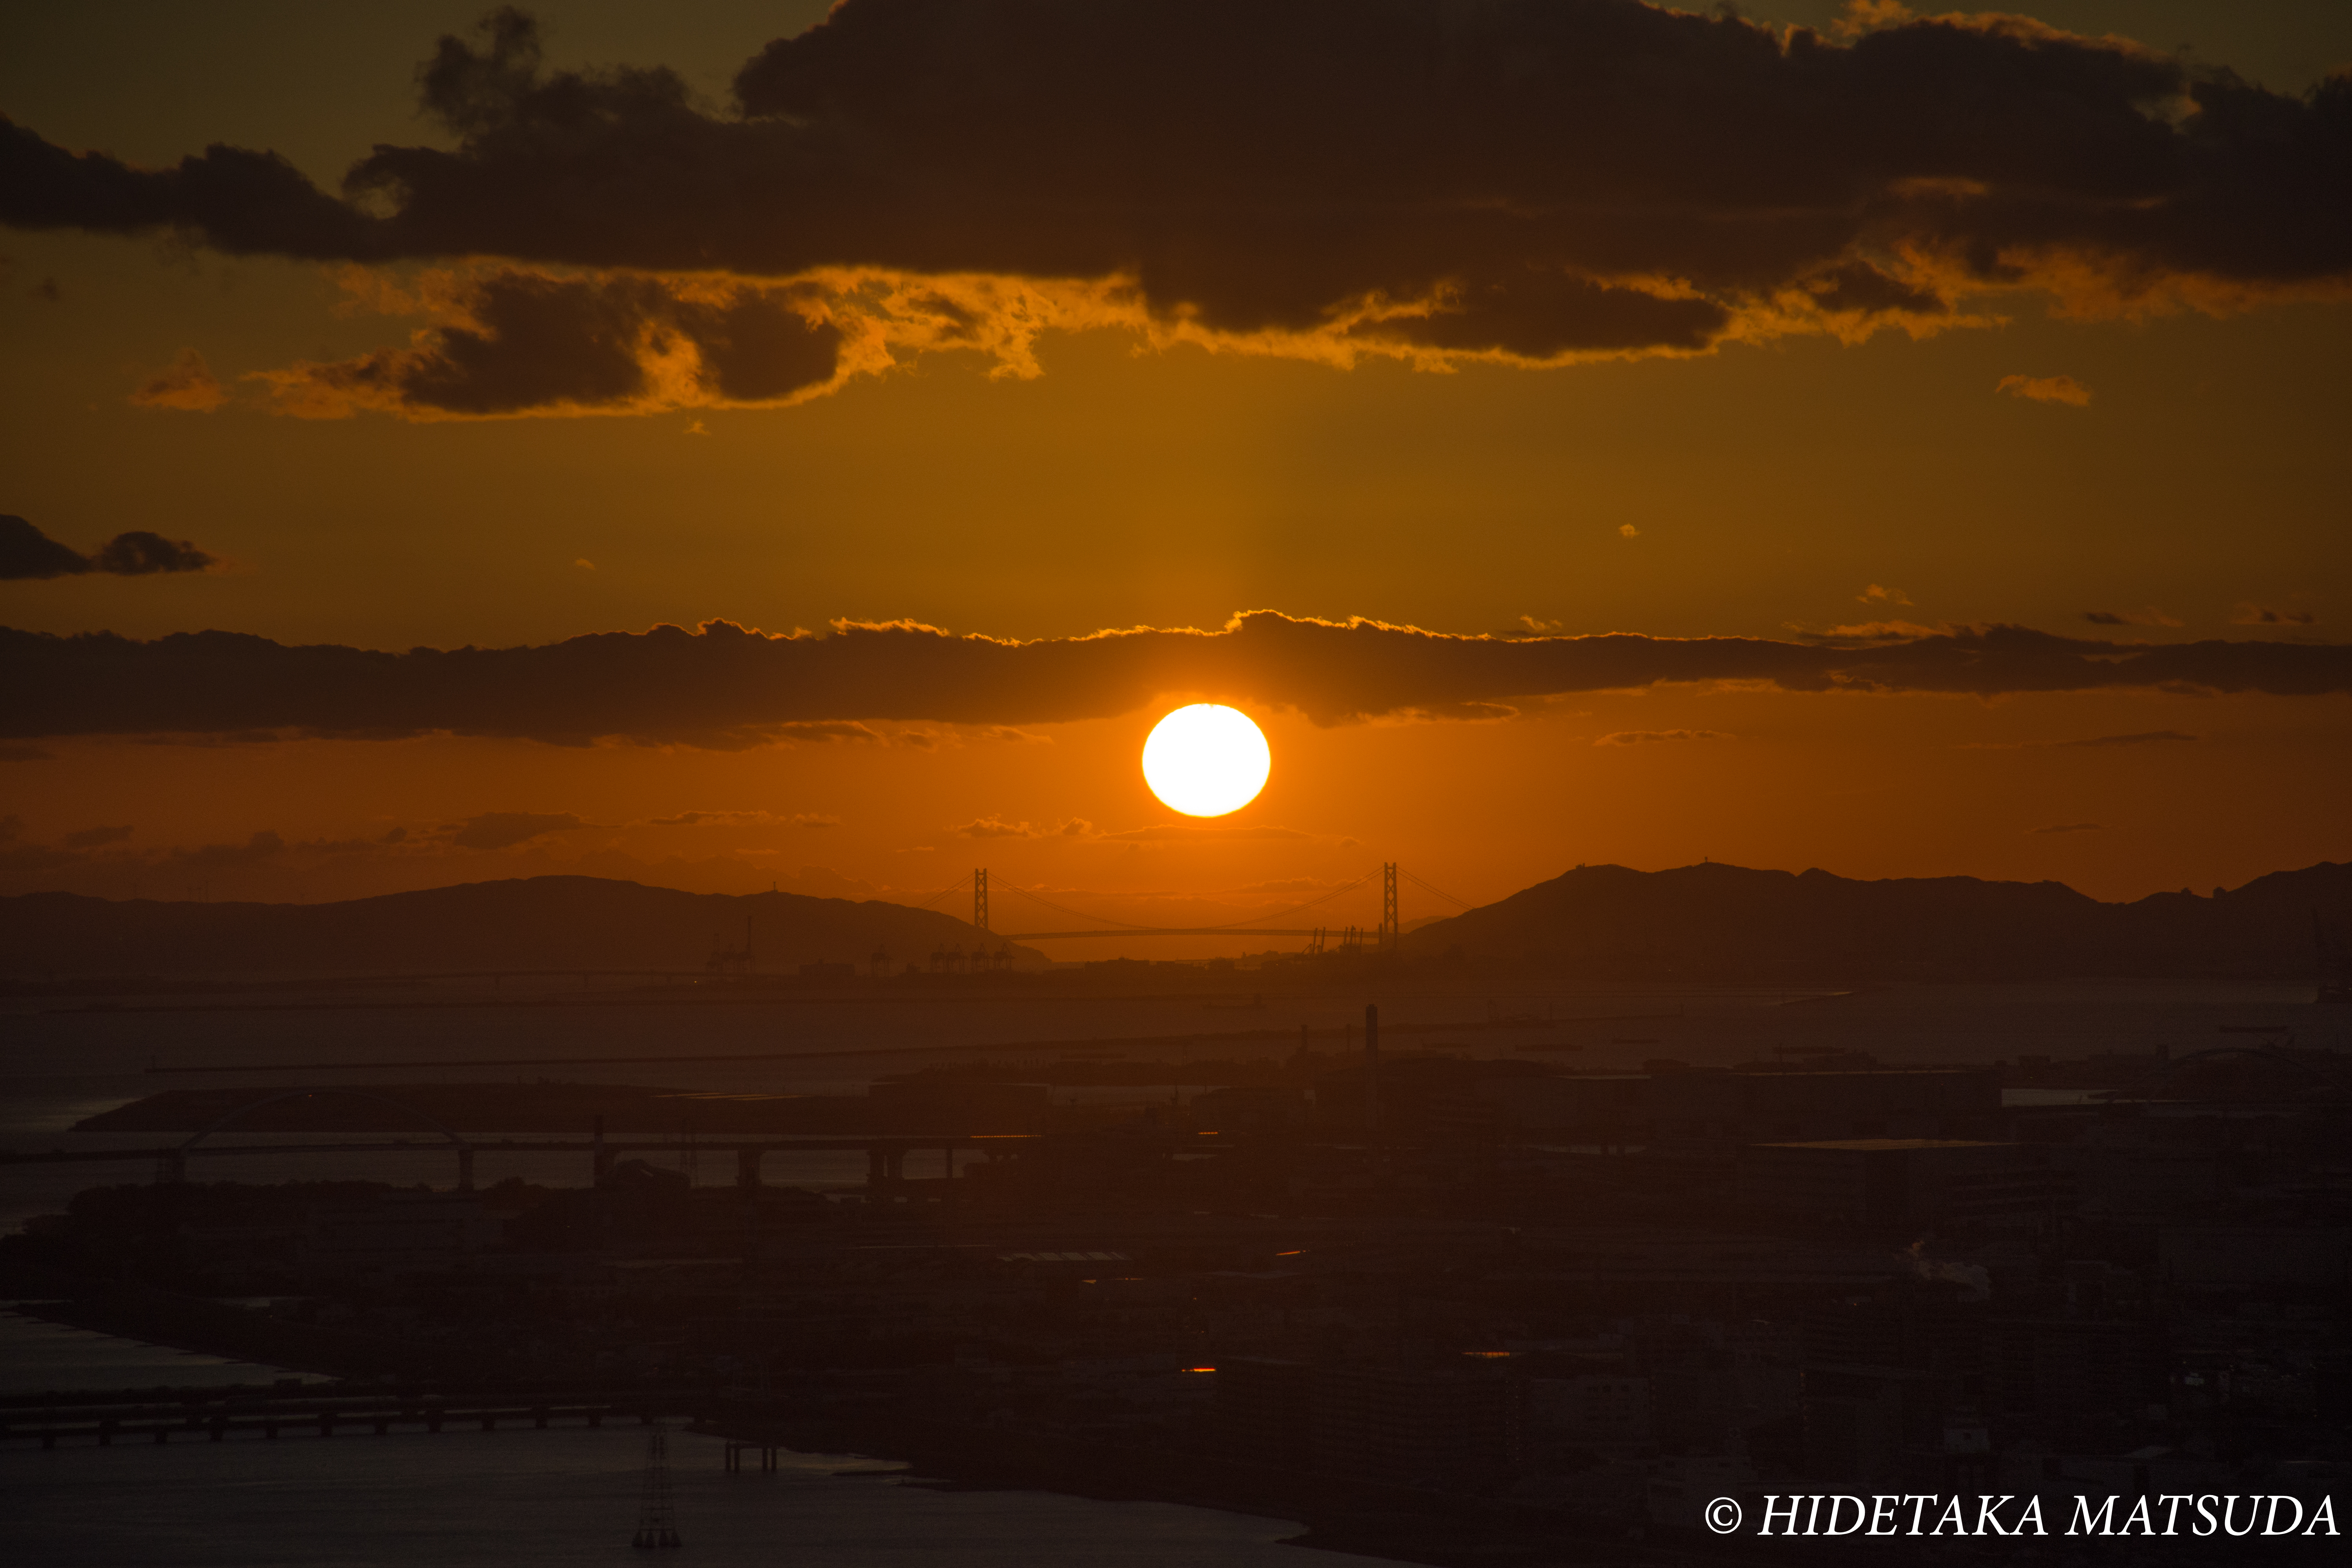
5, 878, 2349, 1561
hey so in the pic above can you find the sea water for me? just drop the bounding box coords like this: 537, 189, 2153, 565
0, 1305, 324, 1394
8, 1422, 1365, 1567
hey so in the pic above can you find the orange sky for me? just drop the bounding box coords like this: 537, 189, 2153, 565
3, 1, 2348, 950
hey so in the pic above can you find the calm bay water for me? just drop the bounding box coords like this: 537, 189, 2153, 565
9, 1423, 1367, 1568
0, 1305, 322, 1394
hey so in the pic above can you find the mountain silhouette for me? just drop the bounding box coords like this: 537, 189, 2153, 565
0, 875, 1030, 979
1397, 860, 2352, 981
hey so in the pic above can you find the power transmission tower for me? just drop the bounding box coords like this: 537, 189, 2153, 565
631, 1426, 683, 1549
973, 867, 989, 933
1381, 862, 1399, 949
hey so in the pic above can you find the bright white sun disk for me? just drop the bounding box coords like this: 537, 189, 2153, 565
1142, 705, 1270, 817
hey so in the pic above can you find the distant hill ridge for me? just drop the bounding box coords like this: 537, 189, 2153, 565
0, 875, 1031, 978
1398, 859, 2352, 980
1, 862, 2345, 981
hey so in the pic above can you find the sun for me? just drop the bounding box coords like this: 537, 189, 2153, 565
1142, 704, 1271, 817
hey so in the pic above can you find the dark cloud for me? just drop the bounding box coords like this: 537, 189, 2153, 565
261, 270, 843, 418
0, 743, 54, 762
62, 824, 133, 849
89, 531, 217, 576
0, 515, 216, 579
7, 612, 2347, 750
447, 810, 588, 850
2083, 608, 2182, 628
4, 1, 2347, 398
0, 515, 91, 579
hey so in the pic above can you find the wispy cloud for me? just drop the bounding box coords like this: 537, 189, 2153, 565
445, 811, 592, 851
1960, 730, 2198, 751
1595, 729, 1731, 746
2029, 822, 2104, 834
1097, 823, 1313, 841
1996, 373, 2091, 407
951, 815, 1101, 840
129, 347, 229, 412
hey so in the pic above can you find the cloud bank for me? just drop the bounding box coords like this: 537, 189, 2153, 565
4, 612, 2347, 749
5, 1, 2348, 416
0, 515, 216, 580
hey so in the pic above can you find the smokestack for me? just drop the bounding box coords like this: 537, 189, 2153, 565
1364, 1002, 1381, 1138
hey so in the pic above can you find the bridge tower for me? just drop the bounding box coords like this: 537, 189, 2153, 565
974, 867, 989, 935
631, 1426, 683, 1549
1381, 862, 1399, 949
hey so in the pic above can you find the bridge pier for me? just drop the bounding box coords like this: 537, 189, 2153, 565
456, 1144, 475, 1192
866, 1146, 906, 1190
735, 1147, 764, 1190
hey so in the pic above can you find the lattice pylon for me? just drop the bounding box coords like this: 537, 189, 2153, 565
632, 1425, 682, 1549
1381, 862, 1399, 947
974, 867, 989, 933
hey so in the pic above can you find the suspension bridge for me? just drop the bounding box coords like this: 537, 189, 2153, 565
906, 863, 1475, 951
